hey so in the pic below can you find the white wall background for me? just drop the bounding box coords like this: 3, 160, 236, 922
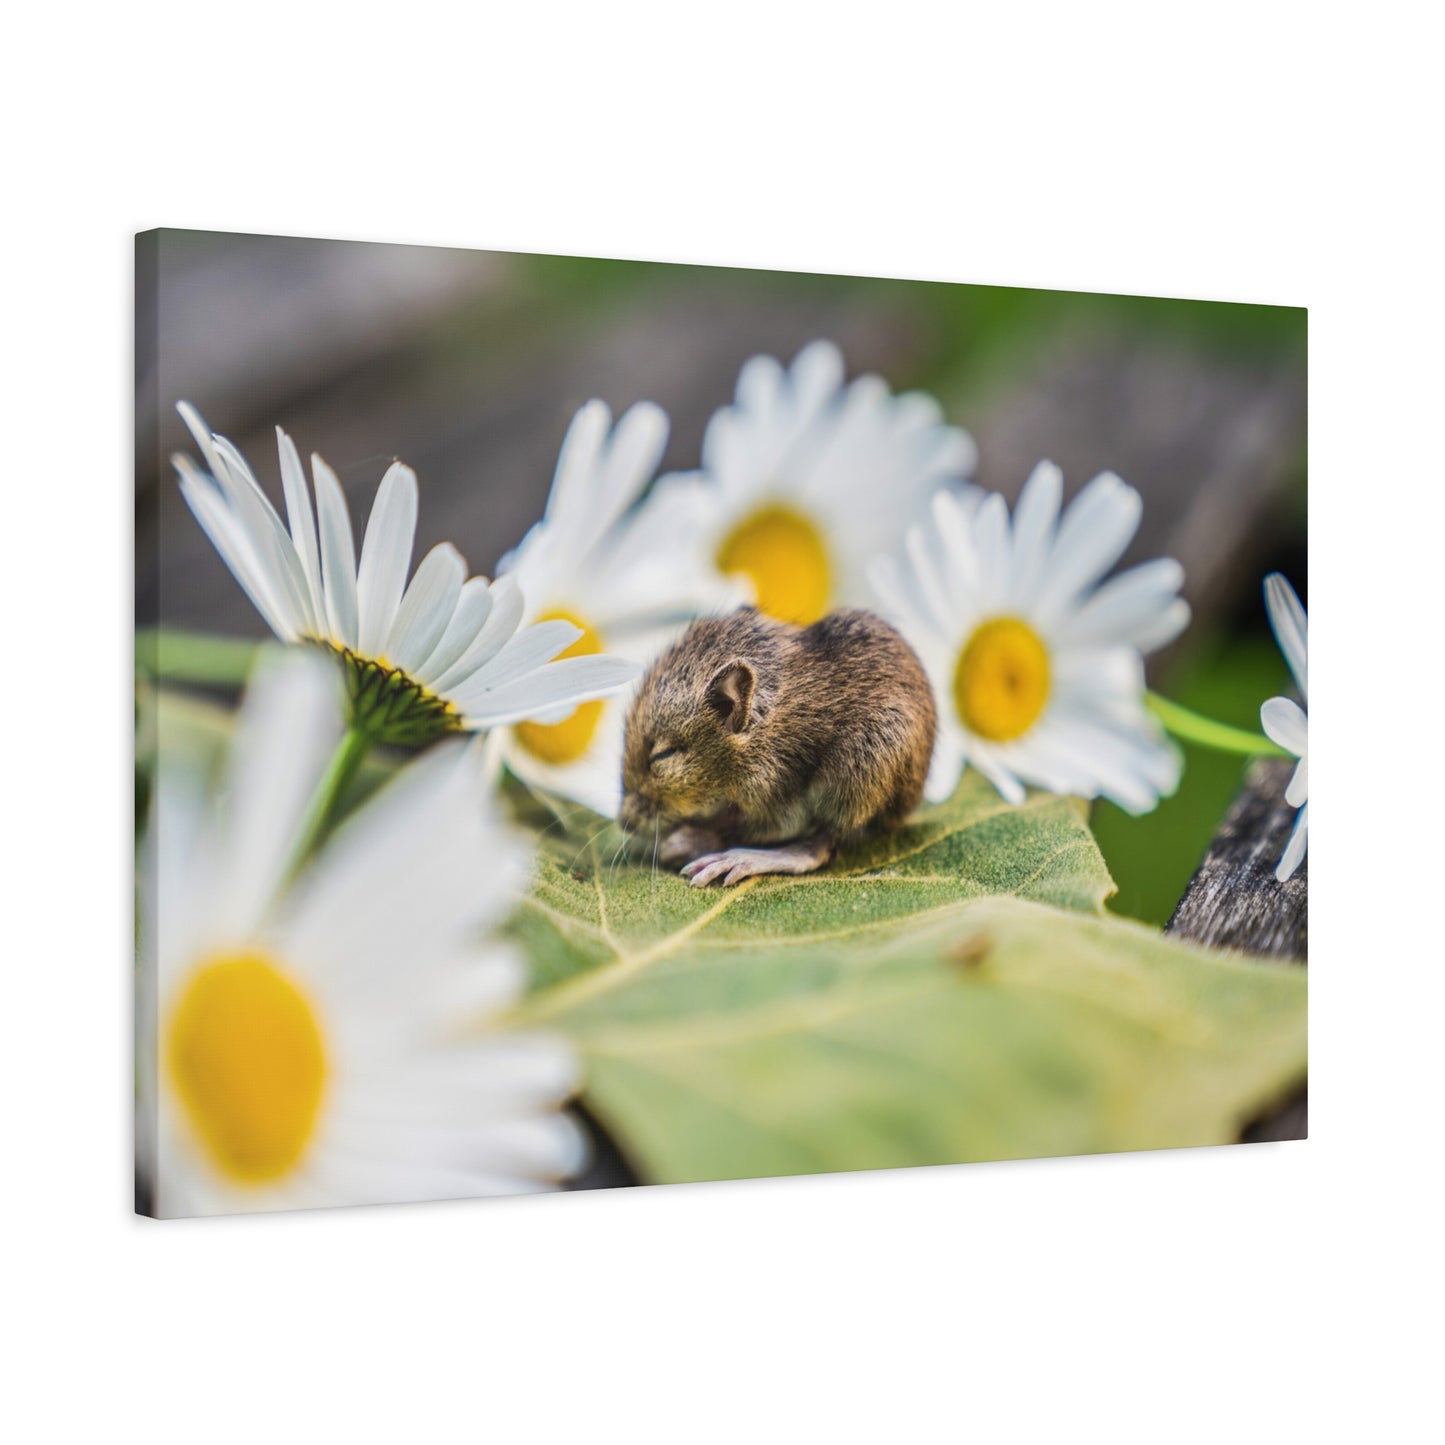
4, 3, 1438, 1439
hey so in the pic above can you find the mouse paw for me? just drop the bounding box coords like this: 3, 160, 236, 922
679, 851, 744, 887
681, 840, 831, 887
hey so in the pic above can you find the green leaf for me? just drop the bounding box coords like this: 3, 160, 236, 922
136, 627, 264, 688
509, 775, 1306, 1183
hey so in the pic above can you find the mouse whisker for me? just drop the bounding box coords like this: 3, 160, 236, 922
604, 830, 627, 882
565, 817, 615, 874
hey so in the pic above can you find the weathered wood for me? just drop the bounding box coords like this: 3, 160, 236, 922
1166, 758, 1307, 1140
1166, 758, 1307, 959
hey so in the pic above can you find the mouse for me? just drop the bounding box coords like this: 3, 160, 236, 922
619, 606, 937, 887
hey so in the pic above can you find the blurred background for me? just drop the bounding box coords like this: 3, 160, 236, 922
136, 228, 1306, 927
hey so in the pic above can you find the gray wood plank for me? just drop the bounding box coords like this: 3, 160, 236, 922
1165, 758, 1307, 1141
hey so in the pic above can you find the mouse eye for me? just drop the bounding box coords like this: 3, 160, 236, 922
649, 746, 680, 768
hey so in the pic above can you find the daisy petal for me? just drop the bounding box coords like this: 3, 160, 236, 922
1286, 755, 1308, 809
736, 352, 786, 419
1026, 714, 1179, 814
965, 740, 1028, 807
208, 434, 316, 637
1277, 801, 1308, 881
923, 724, 966, 804
385, 542, 465, 675
904, 520, 954, 634
869, 554, 927, 630
592, 401, 668, 538
1008, 461, 1063, 605
1057, 557, 1187, 651
356, 462, 419, 659
276, 428, 325, 633
177, 466, 297, 641
544, 400, 611, 527
412, 576, 494, 686
431, 575, 526, 692
446, 1034, 585, 1111
1264, 573, 1308, 702
211, 651, 342, 939
284, 742, 526, 972
790, 340, 845, 416
971, 492, 1011, 611
311, 452, 360, 650
459, 655, 641, 727
462, 1114, 590, 1181
930, 487, 984, 619
1129, 598, 1192, 654
456, 619, 584, 695
1261, 696, 1308, 757
1034, 472, 1143, 624
177, 401, 229, 481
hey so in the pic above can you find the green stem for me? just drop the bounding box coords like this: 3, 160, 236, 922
286, 724, 374, 877
1146, 691, 1289, 758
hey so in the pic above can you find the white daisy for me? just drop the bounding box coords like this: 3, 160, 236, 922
137, 650, 586, 1218
870, 464, 1191, 813
1261, 572, 1308, 882
660, 339, 977, 626
495, 399, 742, 816
174, 403, 639, 746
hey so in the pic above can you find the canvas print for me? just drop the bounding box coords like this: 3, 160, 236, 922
135, 231, 1307, 1218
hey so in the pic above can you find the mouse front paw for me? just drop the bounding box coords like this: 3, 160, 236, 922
680, 850, 763, 887
681, 838, 833, 888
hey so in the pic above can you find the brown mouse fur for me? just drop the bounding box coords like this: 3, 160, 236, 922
619, 607, 936, 886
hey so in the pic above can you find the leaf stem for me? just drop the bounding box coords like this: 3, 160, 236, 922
286, 724, 374, 877
1146, 691, 1289, 758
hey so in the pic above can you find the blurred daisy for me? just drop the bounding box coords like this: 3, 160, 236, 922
871, 464, 1190, 813
1261, 573, 1308, 881
496, 399, 741, 816
174, 404, 638, 746
137, 651, 586, 1217
664, 340, 976, 625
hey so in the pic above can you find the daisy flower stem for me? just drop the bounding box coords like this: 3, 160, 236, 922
1146, 692, 1290, 758
286, 723, 374, 876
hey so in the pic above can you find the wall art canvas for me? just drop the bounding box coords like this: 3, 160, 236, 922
135, 230, 1307, 1218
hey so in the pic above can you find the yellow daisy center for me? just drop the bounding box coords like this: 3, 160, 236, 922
514, 609, 606, 765
954, 617, 1051, 742
717, 504, 832, 624
165, 952, 327, 1186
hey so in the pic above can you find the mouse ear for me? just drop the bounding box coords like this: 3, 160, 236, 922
705, 660, 755, 734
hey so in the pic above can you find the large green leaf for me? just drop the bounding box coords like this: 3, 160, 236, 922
509, 776, 1306, 1183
